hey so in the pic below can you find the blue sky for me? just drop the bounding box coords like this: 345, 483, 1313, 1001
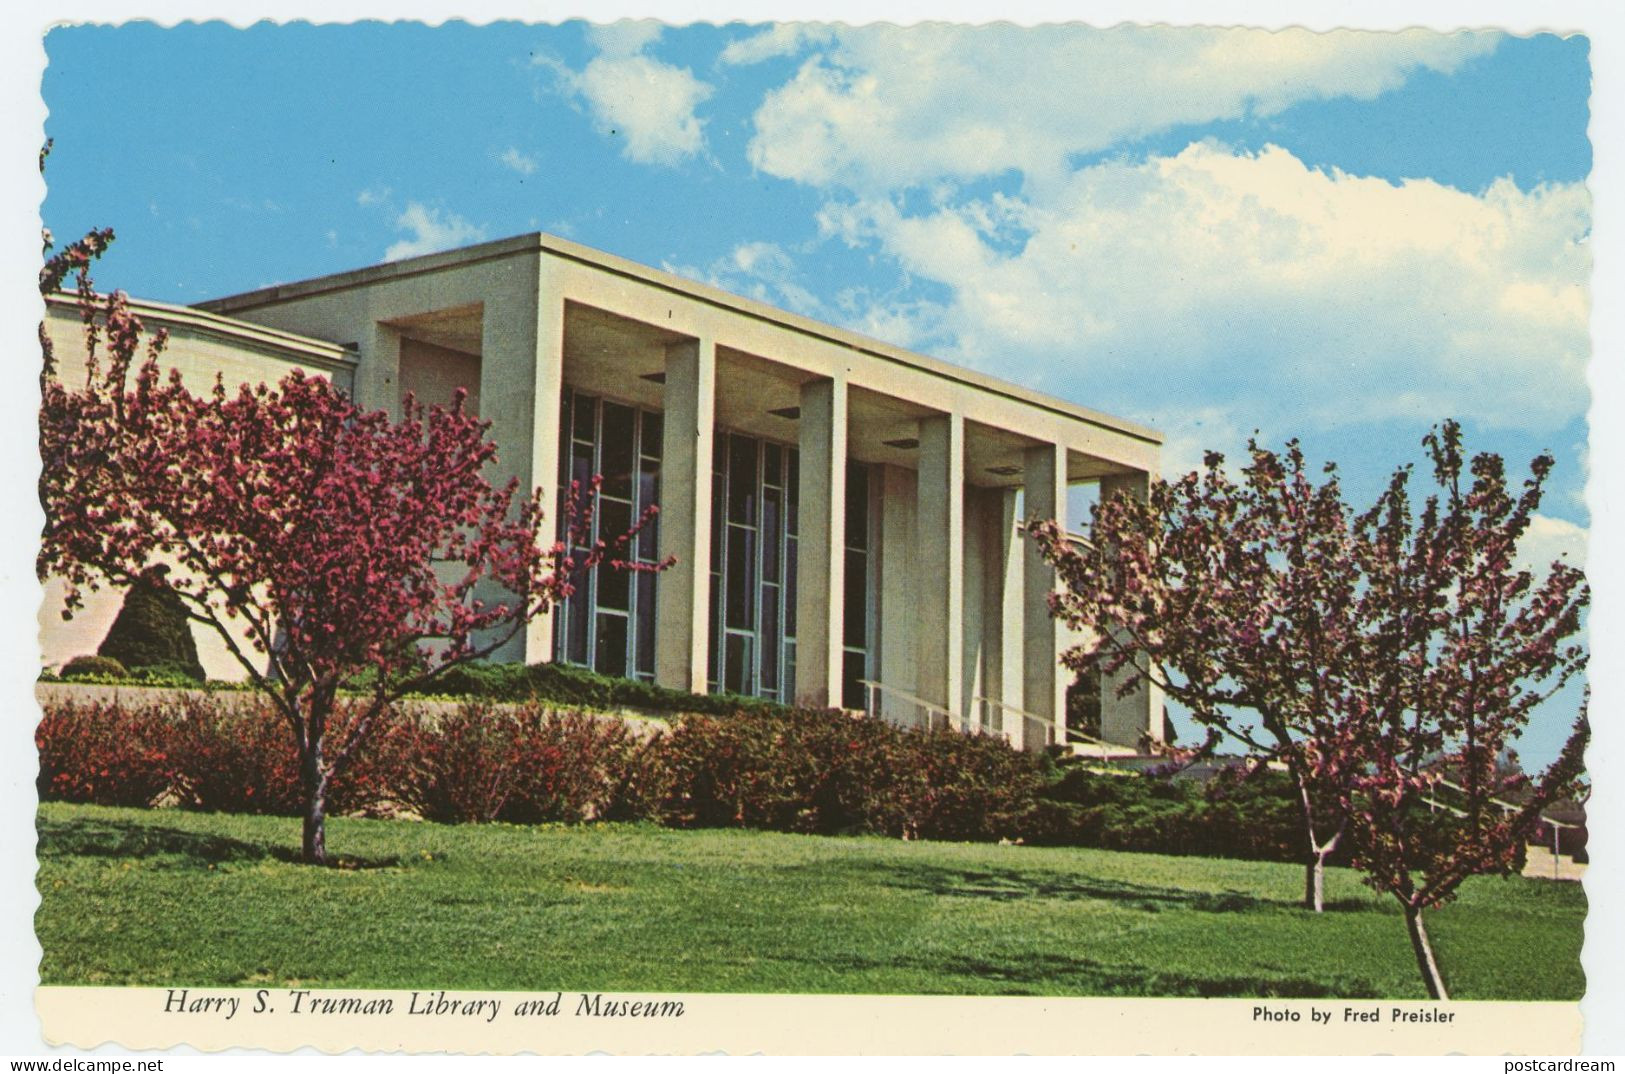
40, 22, 1593, 762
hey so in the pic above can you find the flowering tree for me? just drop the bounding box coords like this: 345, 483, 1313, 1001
1030, 424, 1588, 980
1339, 422, 1587, 998
1031, 441, 1366, 912
39, 224, 654, 864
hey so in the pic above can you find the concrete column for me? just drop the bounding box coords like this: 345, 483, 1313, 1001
655, 337, 716, 693
1022, 443, 1068, 750
359, 321, 403, 418
1099, 470, 1164, 748
916, 412, 964, 725
794, 376, 847, 708
876, 465, 916, 724
983, 486, 1023, 744
476, 267, 560, 664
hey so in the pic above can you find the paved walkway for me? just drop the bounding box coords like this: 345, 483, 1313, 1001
1522, 844, 1586, 881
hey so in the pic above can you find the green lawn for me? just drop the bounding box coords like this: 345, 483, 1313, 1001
35, 802, 1584, 999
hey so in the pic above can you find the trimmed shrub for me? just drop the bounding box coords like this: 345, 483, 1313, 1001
1025, 763, 1355, 866
501, 707, 663, 824
911, 728, 1046, 842
97, 572, 205, 681
38, 687, 1455, 869
59, 654, 128, 680
36, 699, 171, 807
39, 694, 398, 818
403, 660, 787, 720
384, 702, 659, 824
656, 707, 1044, 840
386, 702, 523, 823
163, 695, 303, 816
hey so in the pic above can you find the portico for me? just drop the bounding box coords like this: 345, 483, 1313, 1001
197, 233, 1165, 750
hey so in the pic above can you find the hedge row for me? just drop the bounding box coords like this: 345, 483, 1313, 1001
391, 661, 791, 719
36, 693, 1339, 863
35, 696, 655, 825
40, 660, 788, 717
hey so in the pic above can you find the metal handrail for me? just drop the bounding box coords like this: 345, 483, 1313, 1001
857, 678, 972, 735
971, 694, 1122, 757
1013, 520, 1096, 552
1429, 776, 1583, 828
972, 695, 1059, 748
1421, 787, 1582, 880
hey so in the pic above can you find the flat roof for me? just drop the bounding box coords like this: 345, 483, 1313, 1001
200, 232, 1162, 447
47, 291, 358, 370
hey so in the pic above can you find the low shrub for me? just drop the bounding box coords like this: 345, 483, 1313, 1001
58, 655, 128, 680
163, 695, 304, 815
40, 694, 406, 818
501, 707, 664, 824
656, 707, 1044, 840
385, 702, 524, 823
401, 660, 787, 720
38, 688, 1502, 869
36, 700, 171, 807
910, 728, 1047, 842
384, 702, 662, 825
1026, 763, 1354, 866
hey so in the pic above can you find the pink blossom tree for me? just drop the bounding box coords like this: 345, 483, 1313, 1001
1030, 424, 1587, 984
1338, 421, 1587, 998
40, 223, 655, 864
1031, 440, 1367, 912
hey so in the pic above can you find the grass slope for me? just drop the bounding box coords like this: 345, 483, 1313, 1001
36, 802, 1584, 999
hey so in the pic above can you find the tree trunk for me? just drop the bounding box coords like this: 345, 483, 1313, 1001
1404, 902, 1449, 1000
300, 739, 329, 866
1304, 853, 1327, 914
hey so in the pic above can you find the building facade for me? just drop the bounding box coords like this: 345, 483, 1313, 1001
44, 234, 1164, 751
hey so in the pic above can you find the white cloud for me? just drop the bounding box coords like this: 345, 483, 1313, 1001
356, 186, 391, 207
816, 143, 1589, 439
546, 24, 712, 167
499, 147, 538, 175
1518, 513, 1588, 574
666, 241, 822, 317
720, 24, 835, 66
384, 203, 487, 262
586, 20, 663, 58
746, 25, 1498, 193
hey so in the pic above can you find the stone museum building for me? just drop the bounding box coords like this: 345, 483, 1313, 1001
41, 233, 1164, 751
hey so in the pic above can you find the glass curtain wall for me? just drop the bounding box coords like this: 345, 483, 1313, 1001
553, 397, 872, 706
707, 434, 873, 707
553, 387, 662, 681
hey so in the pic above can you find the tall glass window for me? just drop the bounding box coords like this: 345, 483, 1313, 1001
706, 434, 870, 707
841, 462, 872, 710
553, 388, 662, 681
707, 433, 802, 702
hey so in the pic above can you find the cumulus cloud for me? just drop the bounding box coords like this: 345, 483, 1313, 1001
720, 24, 835, 66
1517, 513, 1588, 574
545, 23, 712, 167
746, 25, 1498, 192
384, 203, 487, 262
498, 147, 538, 175
666, 241, 823, 317
816, 143, 1589, 439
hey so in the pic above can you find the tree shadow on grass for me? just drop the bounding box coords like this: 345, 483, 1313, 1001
765, 946, 1380, 998
37, 815, 399, 870
863, 860, 1289, 914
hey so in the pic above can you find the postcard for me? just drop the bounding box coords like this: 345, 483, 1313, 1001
10, 5, 1621, 1057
